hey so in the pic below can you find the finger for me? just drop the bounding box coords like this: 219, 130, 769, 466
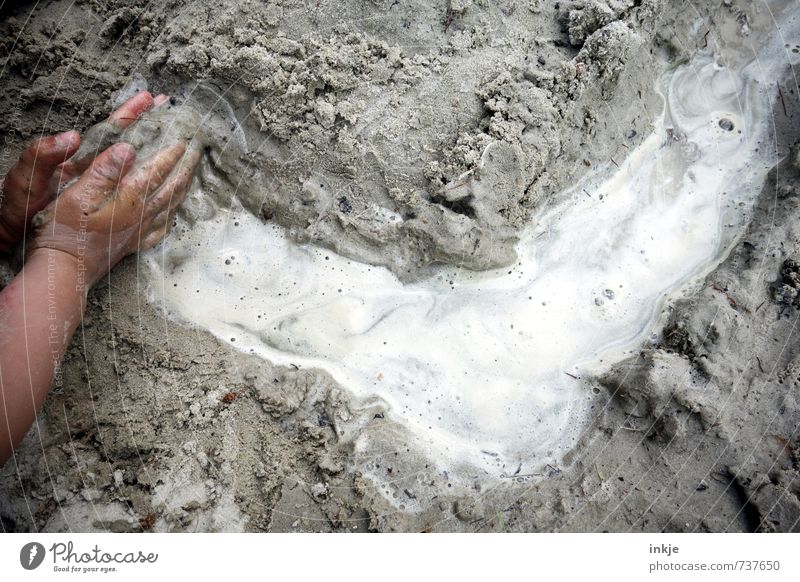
62, 143, 137, 211
142, 200, 179, 250
118, 141, 187, 208
144, 145, 200, 216
53, 159, 81, 189
153, 93, 170, 107
3, 131, 81, 205
140, 223, 169, 251
33, 143, 135, 227
109, 91, 155, 129
57, 92, 158, 181
147, 206, 172, 233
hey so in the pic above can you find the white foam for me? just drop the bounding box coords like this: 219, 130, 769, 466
143, 11, 798, 475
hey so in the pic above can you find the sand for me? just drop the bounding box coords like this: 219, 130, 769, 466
1, 0, 799, 532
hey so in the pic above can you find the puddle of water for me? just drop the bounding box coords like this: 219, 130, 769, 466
143, 10, 798, 475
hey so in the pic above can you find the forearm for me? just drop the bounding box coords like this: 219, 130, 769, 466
0, 248, 86, 464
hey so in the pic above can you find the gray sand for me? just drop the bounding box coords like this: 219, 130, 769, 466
1, 0, 798, 532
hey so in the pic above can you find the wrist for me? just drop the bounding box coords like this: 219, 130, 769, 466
27, 246, 92, 297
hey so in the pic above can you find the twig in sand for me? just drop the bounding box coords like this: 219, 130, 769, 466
768, 434, 795, 458
711, 283, 740, 309
114, 116, 165, 123
444, 9, 454, 32
778, 84, 787, 117
595, 463, 604, 481
501, 472, 543, 479
501, 464, 560, 479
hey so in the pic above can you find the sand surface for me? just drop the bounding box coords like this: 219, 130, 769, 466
1, 0, 799, 532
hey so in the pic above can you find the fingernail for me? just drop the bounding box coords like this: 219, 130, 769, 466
54, 130, 79, 147
110, 142, 135, 165
172, 140, 188, 155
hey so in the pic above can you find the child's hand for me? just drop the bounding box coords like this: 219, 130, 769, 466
0, 92, 169, 252
29, 139, 201, 289
0, 92, 198, 466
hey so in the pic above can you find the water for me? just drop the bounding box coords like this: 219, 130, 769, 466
143, 8, 798, 474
